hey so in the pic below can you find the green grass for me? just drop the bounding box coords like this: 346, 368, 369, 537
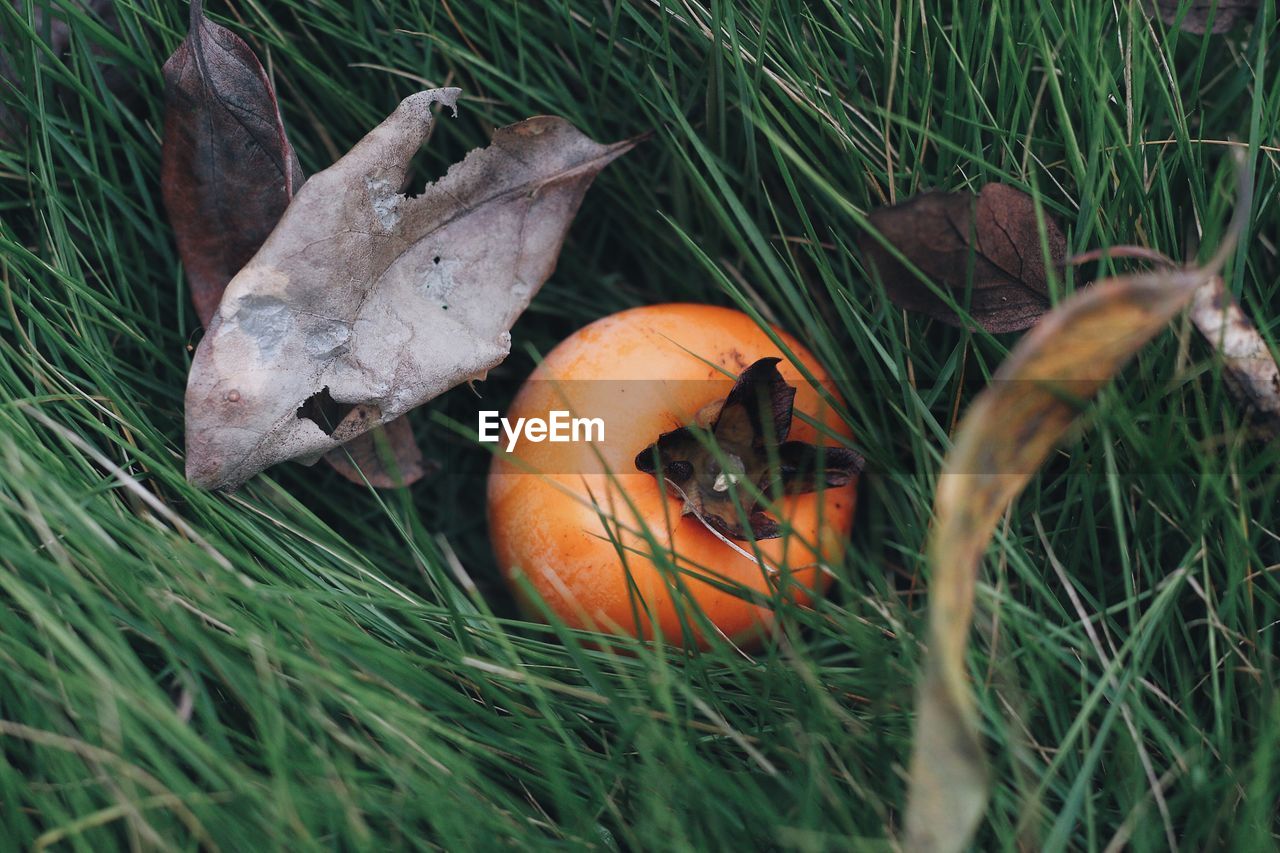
2, 0, 1279, 849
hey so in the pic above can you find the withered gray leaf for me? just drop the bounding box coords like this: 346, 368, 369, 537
185, 88, 633, 490
1153, 0, 1258, 34
859, 183, 1067, 333
162, 0, 424, 489
1190, 276, 1280, 439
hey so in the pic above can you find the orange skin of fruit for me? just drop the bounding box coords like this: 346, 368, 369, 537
486, 304, 857, 647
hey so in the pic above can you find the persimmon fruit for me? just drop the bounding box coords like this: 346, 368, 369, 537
486, 304, 859, 647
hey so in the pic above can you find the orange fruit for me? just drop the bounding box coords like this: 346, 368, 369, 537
487, 304, 857, 647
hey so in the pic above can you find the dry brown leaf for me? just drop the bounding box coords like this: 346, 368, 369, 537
905, 252, 1240, 851
1153, 0, 1259, 34
1190, 276, 1280, 439
325, 418, 435, 487
859, 184, 1068, 333
324, 412, 428, 489
160, 0, 304, 328
185, 88, 633, 490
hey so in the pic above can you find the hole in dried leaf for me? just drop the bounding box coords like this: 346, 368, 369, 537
401, 141, 448, 200
296, 387, 356, 436
433, 256, 441, 264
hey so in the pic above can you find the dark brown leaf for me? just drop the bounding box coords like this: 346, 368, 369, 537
716, 357, 795, 445
161, 0, 304, 328
1153, 0, 1258, 34
325, 418, 436, 488
635, 358, 863, 540
772, 441, 863, 494
860, 183, 1067, 333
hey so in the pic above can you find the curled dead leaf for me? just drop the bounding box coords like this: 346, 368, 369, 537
323, 416, 427, 489
904, 177, 1248, 848
185, 88, 634, 490
859, 183, 1067, 333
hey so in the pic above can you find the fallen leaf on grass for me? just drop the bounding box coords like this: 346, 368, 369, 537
904, 188, 1247, 851
859, 183, 1067, 333
185, 88, 634, 490
162, 0, 425, 488
161, 0, 304, 328
1153, 0, 1259, 34
1189, 276, 1280, 439
325, 418, 435, 488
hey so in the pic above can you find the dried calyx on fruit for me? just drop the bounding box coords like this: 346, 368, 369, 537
635, 358, 864, 541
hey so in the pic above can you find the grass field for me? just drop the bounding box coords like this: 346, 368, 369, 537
2, 0, 1279, 849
